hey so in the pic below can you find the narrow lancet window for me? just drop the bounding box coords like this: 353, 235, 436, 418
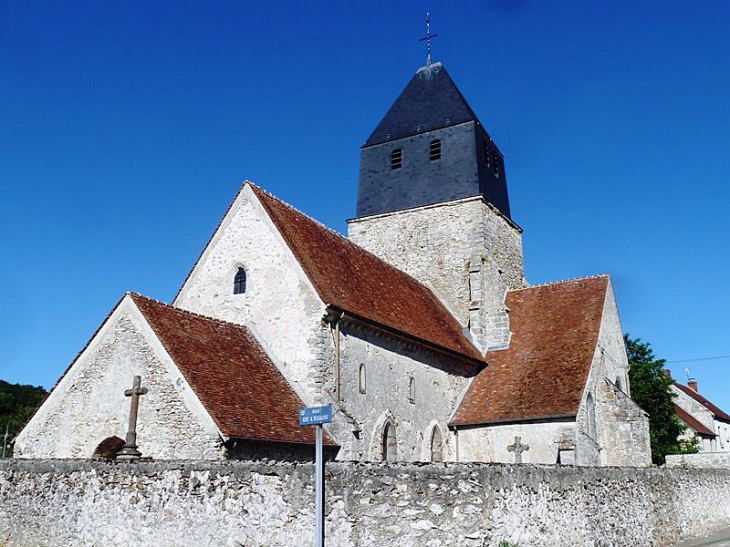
390, 148, 403, 170
382, 422, 397, 461
587, 393, 597, 440
429, 139, 441, 161
615, 376, 623, 392
359, 364, 366, 394
430, 427, 444, 462
408, 376, 415, 404
233, 267, 247, 294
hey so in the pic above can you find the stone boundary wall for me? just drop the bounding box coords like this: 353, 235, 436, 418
666, 451, 730, 469
1, 459, 730, 547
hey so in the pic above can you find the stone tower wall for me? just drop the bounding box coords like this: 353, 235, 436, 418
348, 196, 525, 353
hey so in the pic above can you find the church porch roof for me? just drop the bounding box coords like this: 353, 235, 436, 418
129, 293, 336, 446
452, 276, 609, 427
249, 184, 484, 366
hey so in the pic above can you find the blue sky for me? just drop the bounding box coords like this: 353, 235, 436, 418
1, 1, 729, 411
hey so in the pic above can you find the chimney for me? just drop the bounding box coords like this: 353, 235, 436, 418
688, 378, 699, 392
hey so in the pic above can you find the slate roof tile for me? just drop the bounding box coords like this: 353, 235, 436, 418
364, 63, 481, 147
452, 276, 609, 426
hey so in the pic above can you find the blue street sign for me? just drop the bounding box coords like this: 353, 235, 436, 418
299, 405, 333, 426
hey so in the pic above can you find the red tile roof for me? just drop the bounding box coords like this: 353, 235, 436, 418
674, 382, 730, 423
674, 405, 716, 437
250, 184, 483, 365
130, 293, 335, 446
452, 276, 609, 426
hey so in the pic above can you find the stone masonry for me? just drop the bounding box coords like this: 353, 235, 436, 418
2, 459, 730, 547
348, 196, 526, 354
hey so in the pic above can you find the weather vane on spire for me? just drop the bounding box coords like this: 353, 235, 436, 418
420, 11, 438, 66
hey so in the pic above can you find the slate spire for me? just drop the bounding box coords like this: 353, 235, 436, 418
356, 63, 511, 220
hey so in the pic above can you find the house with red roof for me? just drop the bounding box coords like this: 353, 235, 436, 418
673, 378, 730, 453
15, 61, 650, 466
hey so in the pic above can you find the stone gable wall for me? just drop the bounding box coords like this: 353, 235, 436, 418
14, 311, 221, 460
174, 188, 327, 405
2, 459, 730, 547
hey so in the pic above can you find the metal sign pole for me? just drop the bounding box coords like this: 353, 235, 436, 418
299, 404, 332, 547
315, 423, 324, 547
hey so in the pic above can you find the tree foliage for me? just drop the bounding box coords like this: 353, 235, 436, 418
0, 379, 47, 457
625, 335, 697, 464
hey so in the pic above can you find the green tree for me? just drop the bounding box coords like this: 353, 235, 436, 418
625, 335, 697, 464
0, 379, 47, 457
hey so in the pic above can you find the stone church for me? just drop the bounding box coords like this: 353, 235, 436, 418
15, 61, 651, 466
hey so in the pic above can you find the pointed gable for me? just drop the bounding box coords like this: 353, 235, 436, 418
364, 63, 480, 147
130, 293, 333, 445
452, 276, 609, 426
250, 185, 484, 365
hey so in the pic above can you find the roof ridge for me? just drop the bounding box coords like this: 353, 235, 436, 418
250, 185, 447, 296
172, 179, 250, 303
511, 274, 610, 292
128, 292, 252, 332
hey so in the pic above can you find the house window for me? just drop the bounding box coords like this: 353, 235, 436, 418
358, 364, 366, 394
430, 427, 444, 462
587, 393, 597, 440
233, 267, 247, 294
408, 376, 415, 404
429, 139, 442, 161
382, 422, 397, 461
390, 149, 402, 170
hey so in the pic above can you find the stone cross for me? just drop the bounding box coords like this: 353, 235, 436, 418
116, 375, 148, 460
507, 436, 529, 464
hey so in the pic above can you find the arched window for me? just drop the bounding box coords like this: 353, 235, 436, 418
233, 267, 246, 294
587, 393, 597, 440
429, 139, 442, 161
390, 148, 402, 170
615, 376, 623, 392
430, 427, 444, 462
382, 422, 397, 461
408, 376, 415, 404
359, 364, 366, 394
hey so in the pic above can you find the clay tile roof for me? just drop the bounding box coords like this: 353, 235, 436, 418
674, 405, 717, 437
130, 293, 335, 446
452, 276, 609, 426
674, 382, 730, 423
250, 184, 483, 365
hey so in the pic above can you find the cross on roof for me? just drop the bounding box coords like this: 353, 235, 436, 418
419, 11, 438, 66
507, 436, 529, 463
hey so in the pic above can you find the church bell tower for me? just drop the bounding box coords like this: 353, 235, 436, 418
356, 62, 511, 220
348, 62, 526, 354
